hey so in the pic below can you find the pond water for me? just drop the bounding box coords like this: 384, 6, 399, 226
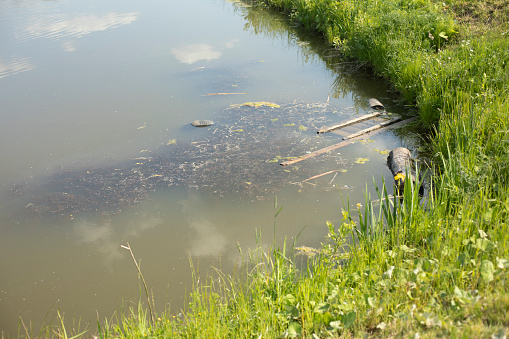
0, 0, 421, 335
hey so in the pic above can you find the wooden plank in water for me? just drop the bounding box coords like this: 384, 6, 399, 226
302, 170, 337, 182
280, 140, 353, 166
280, 117, 417, 166
342, 117, 402, 140
317, 111, 383, 134
205, 93, 248, 96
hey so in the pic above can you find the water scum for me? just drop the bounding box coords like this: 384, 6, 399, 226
13, 101, 364, 216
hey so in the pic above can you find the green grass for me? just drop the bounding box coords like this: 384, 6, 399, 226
23, 0, 509, 337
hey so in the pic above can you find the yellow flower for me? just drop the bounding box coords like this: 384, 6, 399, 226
394, 173, 406, 181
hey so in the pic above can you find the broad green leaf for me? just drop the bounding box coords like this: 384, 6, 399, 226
284, 305, 300, 318
400, 245, 416, 253
287, 322, 302, 338
283, 294, 297, 305
341, 311, 356, 329
475, 238, 495, 252
480, 260, 495, 282
329, 320, 342, 330
313, 302, 330, 314
453, 286, 471, 304
497, 257, 509, 269
457, 252, 469, 266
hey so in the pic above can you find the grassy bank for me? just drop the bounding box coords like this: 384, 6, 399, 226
36, 0, 509, 338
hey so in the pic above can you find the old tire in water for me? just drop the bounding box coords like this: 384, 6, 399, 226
387, 147, 423, 196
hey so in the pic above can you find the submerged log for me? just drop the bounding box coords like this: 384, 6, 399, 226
386, 147, 423, 195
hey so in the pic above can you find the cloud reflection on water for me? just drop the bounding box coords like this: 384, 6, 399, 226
61, 40, 76, 52
72, 219, 123, 270
72, 215, 163, 270
0, 57, 34, 78
171, 44, 222, 64
24, 12, 139, 40
0, 12, 139, 78
188, 219, 228, 257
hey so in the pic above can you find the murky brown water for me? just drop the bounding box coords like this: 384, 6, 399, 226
0, 0, 421, 336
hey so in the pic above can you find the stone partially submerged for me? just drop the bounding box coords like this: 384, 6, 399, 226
191, 120, 214, 127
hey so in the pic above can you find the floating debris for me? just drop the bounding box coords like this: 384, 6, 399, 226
17, 101, 342, 215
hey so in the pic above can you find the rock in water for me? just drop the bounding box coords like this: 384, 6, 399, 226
191, 120, 214, 127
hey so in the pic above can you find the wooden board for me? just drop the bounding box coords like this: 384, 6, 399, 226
342, 117, 402, 140
280, 117, 417, 166
317, 111, 383, 134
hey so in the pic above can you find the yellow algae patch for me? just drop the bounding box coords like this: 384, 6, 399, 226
358, 139, 374, 144
354, 158, 369, 164
241, 102, 280, 108
373, 148, 390, 155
